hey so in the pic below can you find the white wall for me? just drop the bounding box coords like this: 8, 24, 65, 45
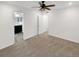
39, 14, 48, 34
43, 14, 48, 32
0, 3, 15, 49
0, 3, 25, 49
0, 2, 48, 49
48, 6, 79, 43
23, 10, 48, 40
23, 9, 37, 39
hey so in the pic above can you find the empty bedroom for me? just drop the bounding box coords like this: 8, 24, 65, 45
0, 1, 79, 57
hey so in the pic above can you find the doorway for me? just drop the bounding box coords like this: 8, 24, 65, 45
36, 14, 48, 35
14, 12, 24, 42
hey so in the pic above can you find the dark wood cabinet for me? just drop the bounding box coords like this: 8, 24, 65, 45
14, 25, 22, 34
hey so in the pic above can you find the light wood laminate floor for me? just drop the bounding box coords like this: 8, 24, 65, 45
0, 32, 79, 57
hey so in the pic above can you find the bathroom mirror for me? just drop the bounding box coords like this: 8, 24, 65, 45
14, 12, 24, 26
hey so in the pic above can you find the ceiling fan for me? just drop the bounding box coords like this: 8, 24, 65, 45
35, 1, 55, 11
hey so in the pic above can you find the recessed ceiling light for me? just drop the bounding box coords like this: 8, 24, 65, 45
68, 2, 72, 6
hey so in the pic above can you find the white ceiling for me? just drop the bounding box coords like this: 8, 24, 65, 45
1, 1, 79, 9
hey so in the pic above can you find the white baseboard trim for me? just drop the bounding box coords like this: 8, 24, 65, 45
24, 34, 36, 40
49, 33, 79, 44
24, 31, 47, 40
0, 41, 15, 50
39, 31, 47, 34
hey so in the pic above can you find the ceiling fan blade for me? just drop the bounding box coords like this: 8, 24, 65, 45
45, 7, 51, 10
46, 4, 55, 7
